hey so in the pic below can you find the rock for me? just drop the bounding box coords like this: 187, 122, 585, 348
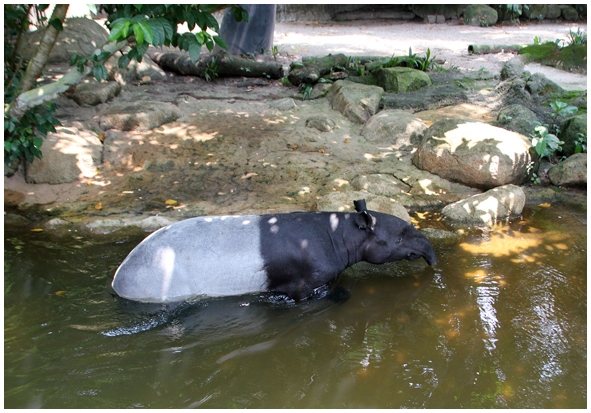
525, 73, 564, 100
382, 84, 468, 113
108, 54, 168, 85
560, 6, 579, 21
492, 77, 533, 108
327, 80, 383, 124
412, 118, 531, 189
361, 109, 428, 146
421, 227, 464, 244
441, 184, 526, 227
548, 153, 587, 187
270, 98, 296, 111
351, 173, 410, 197
71, 80, 121, 106
99, 101, 182, 131
84, 215, 177, 234
497, 104, 541, 136
306, 116, 336, 132
463, 4, 498, 27
316, 191, 411, 223
545, 4, 562, 19
558, 115, 587, 157
25, 123, 103, 184
17, 17, 109, 64
373, 67, 432, 93
500, 56, 525, 80
522, 4, 547, 20
410, 4, 465, 20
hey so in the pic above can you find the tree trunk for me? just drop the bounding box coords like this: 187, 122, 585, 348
146, 49, 284, 79
18, 4, 69, 94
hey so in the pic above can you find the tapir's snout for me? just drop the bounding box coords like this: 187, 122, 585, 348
416, 236, 437, 266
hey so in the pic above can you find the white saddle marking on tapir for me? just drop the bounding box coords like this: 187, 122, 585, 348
112, 215, 268, 303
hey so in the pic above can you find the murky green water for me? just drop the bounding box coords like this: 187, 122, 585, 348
4, 203, 586, 408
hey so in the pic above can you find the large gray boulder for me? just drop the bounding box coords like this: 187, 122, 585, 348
361, 109, 428, 146
25, 122, 103, 184
99, 101, 182, 131
548, 153, 587, 187
373, 67, 432, 93
412, 118, 531, 189
441, 184, 526, 227
17, 18, 109, 64
463, 4, 498, 27
545, 4, 562, 19
327, 80, 383, 124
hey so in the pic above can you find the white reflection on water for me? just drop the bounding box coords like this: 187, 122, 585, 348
475, 280, 500, 352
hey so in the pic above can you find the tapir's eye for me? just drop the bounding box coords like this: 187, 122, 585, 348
396, 237, 402, 243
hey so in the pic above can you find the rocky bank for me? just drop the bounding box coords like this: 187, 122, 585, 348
4, 17, 587, 235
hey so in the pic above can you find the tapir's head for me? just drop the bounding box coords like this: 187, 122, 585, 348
353, 199, 437, 266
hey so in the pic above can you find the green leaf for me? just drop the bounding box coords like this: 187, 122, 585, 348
204, 12, 219, 33
213, 35, 227, 50
33, 137, 43, 149
109, 20, 130, 41
158, 18, 174, 40
188, 40, 201, 62
118, 53, 131, 69
5, 141, 12, 153
195, 31, 205, 45
93, 64, 108, 81
133, 23, 144, 44
49, 18, 63, 31
145, 19, 165, 46
137, 21, 153, 45
205, 36, 214, 52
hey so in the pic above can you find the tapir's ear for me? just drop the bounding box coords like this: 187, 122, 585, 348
355, 211, 374, 231
353, 199, 374, 231
354, 199, 367, 212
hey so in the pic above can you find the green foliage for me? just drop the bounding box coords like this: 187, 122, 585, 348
566, 28, 587, 46
4, 102, 61, 164
204, 56, 219, 82
549, 100, 578, 119
4, 4, 62, 164
101, 4, 243, 72
299, 83, 313, 100
574, 133, 587, 154
382, 48, 437, 72
531, 125, 564, 160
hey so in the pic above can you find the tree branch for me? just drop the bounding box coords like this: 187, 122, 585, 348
18, 4, 69, 94
8, 39, 129, 119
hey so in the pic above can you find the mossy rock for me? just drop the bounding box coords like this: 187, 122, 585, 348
463, 4, 498, 26
373, 67, 432, 93
520, 43, 587, 74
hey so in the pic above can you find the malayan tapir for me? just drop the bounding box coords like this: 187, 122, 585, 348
112, 199, 436, 303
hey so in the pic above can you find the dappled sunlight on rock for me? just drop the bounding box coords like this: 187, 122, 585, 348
161, 124, 218, 142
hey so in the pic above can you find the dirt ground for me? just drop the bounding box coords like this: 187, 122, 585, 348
4, 18, 587, 226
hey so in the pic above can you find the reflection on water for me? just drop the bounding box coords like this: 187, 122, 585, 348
4, 203, 586, 408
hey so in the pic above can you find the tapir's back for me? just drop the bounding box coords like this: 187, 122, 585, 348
112, 215, 267, 302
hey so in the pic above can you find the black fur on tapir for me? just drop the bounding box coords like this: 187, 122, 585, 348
112, 199, 436, 303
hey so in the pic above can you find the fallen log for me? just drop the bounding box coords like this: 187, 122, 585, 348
468, 44, 527, 54
146, 49, 284, 79
287, 53, 348, 86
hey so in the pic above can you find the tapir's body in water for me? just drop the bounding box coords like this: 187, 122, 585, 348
112, 200, 436, 303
